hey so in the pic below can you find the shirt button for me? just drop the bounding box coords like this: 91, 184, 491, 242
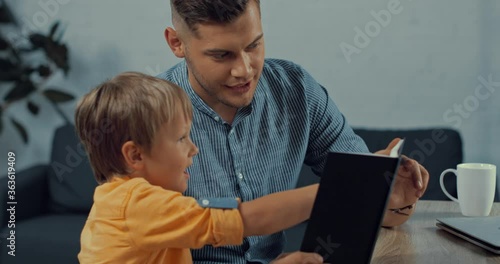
202, 199, 210, 206
237, 173, 244, 180
214, 116, 220, 122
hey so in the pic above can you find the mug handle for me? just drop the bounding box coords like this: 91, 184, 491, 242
440, 169, 459, 202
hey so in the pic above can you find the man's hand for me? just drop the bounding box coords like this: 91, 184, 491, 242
271, 251, 324, 264
376, 138, 430, 227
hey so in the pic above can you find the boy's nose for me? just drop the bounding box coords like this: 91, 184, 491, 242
190, 144, 199, 157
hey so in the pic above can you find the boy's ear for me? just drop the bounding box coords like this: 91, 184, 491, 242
122, 141, 144, 171
164, 27, 186, 58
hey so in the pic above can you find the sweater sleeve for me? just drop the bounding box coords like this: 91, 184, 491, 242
124, 182, 244, 250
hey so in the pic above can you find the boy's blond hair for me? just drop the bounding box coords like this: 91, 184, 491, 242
75, 72, 193, 184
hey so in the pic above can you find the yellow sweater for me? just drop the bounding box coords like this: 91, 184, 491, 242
78, 177, 243, 263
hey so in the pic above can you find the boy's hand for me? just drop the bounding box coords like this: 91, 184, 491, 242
271, 251, 324, 263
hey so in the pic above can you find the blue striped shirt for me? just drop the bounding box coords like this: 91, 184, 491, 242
158, 59, 368, 263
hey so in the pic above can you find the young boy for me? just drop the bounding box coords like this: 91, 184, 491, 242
75, 72, 322, 264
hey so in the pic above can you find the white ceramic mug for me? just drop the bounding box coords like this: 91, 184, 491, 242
440, 163, 496, 216
498, 174, 500, 202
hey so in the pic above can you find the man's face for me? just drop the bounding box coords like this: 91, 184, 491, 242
181, 1, 265, 115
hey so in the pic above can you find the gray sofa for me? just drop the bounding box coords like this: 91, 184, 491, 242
0, 124, 97, 264
0, 125, 467, 263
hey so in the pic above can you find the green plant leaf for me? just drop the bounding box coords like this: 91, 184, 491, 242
0, 108, 3, 134
37, 65, 51, 77
4, 80, 36, 101
45, 42, 69, 75
22, 67, 36, 75
27, 100, 39, 115
0, 58, 14, 70
9, 45, 21, 62
10, 118, 28, 143
0, 61, 22, 81
49, 21, 60, 39
0, 71, 21, 81
28, 33, 46, 49
43, 89, 74, 103
0, 36, 9, 50
0, 3, 16, 24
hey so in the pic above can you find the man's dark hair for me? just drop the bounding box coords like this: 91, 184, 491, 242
171, 0, 260, 32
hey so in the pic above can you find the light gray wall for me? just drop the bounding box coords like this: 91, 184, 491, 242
2, 0, 499, 176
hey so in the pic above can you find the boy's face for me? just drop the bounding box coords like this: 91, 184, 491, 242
140, 112, 198, 193
177, 0, 265, 114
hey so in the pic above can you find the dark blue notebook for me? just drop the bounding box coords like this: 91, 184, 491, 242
300, 144, 404, 263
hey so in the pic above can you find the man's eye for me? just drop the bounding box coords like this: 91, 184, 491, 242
212, 53, 229, 59
248, 42, 260, 49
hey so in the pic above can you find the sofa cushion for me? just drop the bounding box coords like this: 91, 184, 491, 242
0, 214, 87, 264
0, 165, 49, 228
47, 124, 97, 213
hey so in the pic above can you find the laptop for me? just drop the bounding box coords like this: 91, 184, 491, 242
300, 140, 404, 263
436, 216, 500, 254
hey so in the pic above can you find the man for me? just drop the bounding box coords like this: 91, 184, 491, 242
158, 0, 429, 263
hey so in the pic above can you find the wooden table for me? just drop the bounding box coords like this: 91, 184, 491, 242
372, 201, 500, 264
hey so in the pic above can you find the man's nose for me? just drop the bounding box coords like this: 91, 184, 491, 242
231, 53, 252, 79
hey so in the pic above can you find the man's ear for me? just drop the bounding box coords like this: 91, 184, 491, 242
164, 27, 186, 58
122, 141, 145, 171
